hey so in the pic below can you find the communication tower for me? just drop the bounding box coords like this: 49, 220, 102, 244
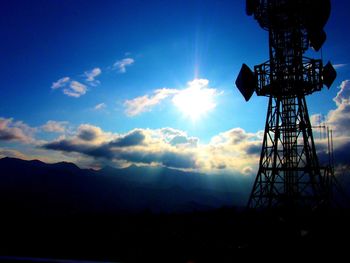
235, 0, 337, 209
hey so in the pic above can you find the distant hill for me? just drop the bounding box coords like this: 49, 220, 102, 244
0, 157, 251, 216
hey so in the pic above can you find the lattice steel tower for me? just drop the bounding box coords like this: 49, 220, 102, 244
235, 0, 337, 209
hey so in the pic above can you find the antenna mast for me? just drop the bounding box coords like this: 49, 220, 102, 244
235, 0, 337, 209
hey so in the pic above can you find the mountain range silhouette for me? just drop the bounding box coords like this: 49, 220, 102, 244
0, 157, 250, 216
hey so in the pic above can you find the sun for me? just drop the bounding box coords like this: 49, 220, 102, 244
172, 79, 216, 120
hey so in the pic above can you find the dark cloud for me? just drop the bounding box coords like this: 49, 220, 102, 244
43, 140, 114, 159
0, 129, 23, 141
316, 140, 350, 168
43, 140, 89, 153
211, 163, 227, 169
0, 118, 34, 143
86, 145, 114, 159
77, 125, 102, 141
110, 129, 145, 147
117, 150, 197, 169
228, 128, 250, 144
161, 151, 197, 169
42, 130, 196, 169
78, 129, 97, 141
245, 144, 261, 156
169, 135, 198, 147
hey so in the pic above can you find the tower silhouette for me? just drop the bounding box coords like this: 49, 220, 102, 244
235, 0, 337, 209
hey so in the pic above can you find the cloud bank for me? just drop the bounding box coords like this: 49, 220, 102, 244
40, 123, 261, 173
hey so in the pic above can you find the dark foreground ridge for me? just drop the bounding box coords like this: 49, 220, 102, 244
1, 208, 350, 262
0, 157, 349, 262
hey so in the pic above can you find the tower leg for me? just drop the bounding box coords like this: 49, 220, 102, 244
248, 96, 327, 209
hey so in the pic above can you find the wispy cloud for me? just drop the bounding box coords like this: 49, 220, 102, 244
333, 64, 347, 69
0, 148, 29, 160
94, 103, 107, 111
85, 68, 102, 81
51, 77, 70, 89
63, 81, 87, 98
52, 67, 100, 98
41, 120, 68, 133
113, 58, 134, 73
84, 67, 101, 86
124, 88, 178, 116
52, 77, 88, 98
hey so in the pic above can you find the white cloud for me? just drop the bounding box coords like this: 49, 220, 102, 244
326, 80, 350, 135
114, 58, 134, 73
310, 114, 324, 126
158, 127, 198, 147
124, 78, 220, 117
42, 121, 68, 133
63, 81, 87, 98
309, 79, 350, 170
94, 103, 107, 111
124, 88, 178, 116
52, 77, 88, 98
85, 67, 101, 82
0, 117, 36, 143
76, 124, 114, 144
52, 68, 100, 98
51, 77, 70, 89
333, 80, 350, 106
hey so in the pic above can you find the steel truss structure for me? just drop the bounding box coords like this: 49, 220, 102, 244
236, 0, 337, 209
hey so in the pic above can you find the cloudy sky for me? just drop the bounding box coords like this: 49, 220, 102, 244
1, 0, 350, 175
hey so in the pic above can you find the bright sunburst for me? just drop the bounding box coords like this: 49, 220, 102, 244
172, 79, 217, 120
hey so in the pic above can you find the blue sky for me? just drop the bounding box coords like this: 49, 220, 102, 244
1, 0, 350, 174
